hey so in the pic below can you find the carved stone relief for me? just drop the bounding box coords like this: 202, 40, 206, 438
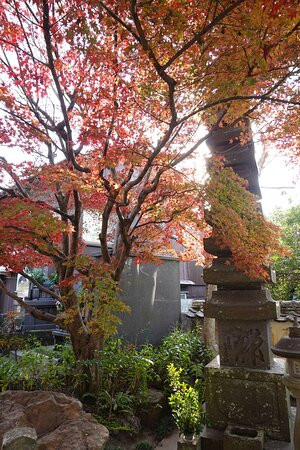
218, 320, 272, 370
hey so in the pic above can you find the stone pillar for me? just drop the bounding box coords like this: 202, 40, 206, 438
283, 376, 300, 450
200, 123, 292, 448
203, 285, 218, 354
202, 253, 291, 444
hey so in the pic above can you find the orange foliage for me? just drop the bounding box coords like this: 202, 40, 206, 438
0, 0, 298, 336
204, 159, 288, 279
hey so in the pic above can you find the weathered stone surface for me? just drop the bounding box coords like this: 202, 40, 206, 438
282, 376, 300, 450
139, 389, 165, 428
204, 357, 291, 442
177, 435, 200, 450
200, 427, 223, 450
218, 319, 273, 369
2, 427, 37, 450
38, 415, 109, 450
203, 258, 276, 287
205, 122, 261, 198
0, 391, 109, 450
203, 237, 231, 257
204, 289, 279, 321
223, 425, 264, 450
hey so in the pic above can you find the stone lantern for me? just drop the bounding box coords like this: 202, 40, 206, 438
272, 316, 300, 450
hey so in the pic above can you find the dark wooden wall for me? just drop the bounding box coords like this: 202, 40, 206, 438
0, 275, 17, 315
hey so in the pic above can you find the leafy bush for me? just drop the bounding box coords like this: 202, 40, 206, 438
0, 341, 76, 392
30, 268, 47, 284
154, 415, 175, 441
167, 363, 205, 436
0, 335, 27, 356
98, 338, 154, 396
0, 328, 212, 432
270, 206, 300, 300
141, 328, 212, 386
29, 269, 58, 287
135, 442, 154, 450
0, 357, 21, 391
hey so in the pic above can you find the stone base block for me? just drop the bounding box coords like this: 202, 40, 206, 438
201, 427, 223, 450
223, 425, 264, 450
177, 435, 200, 450
205, 357, 291, 442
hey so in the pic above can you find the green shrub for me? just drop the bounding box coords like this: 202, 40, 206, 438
0, 335, 27, 356
155, 415, 175, 440
0, 356, 21, 391
0, 341, 76, 393
30, 268, 47, 284
94, 390, 135, 417
97, 338, 154, 396
0, 328, 212, 432
141, 328, 212, 385
135, 442, 154, 450
167, 363, 205, 436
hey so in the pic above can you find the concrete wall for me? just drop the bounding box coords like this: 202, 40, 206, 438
2, 248, 181, 345
118, 256, 181, 346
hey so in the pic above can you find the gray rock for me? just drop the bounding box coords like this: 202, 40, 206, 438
2, 427, 37, 450
0, 391, 109, 450
223, 425, 264, 450
177, 434, 200, 450
139, 389, 165, 427
37, 415, 109, 450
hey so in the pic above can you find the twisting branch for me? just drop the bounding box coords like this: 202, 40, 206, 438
99, 1, 141, 42
130, 0, 177, 123
162, 0, 245, 70
19, 270, 62, 301
0, 156, 29, 198
42, 0, 89, 173
0, 278, 63, 326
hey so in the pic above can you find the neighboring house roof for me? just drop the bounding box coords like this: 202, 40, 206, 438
180, 279, 195, 285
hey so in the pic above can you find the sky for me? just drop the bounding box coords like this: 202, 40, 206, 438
189, 140, 300, 219
259, 155, 300, 217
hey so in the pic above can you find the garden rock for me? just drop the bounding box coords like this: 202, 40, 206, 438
118, 413, 141, 436
140, 389, 165, 427
0, 391, 109, 450
2, 427, 37, 449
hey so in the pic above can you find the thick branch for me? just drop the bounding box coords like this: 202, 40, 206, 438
0, 278, 62, 326
19, 270, 62, 301
42, 0, 89, 173
178, 92, 300, 125
130, 0, 177, 123
162, 0, 245, 70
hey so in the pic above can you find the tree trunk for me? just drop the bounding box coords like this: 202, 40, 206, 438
68, 323, 105, 393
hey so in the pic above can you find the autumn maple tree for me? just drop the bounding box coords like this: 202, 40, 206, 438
0, 0, 299, 383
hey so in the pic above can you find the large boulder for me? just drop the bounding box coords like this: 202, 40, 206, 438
0, 391, 109, 450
